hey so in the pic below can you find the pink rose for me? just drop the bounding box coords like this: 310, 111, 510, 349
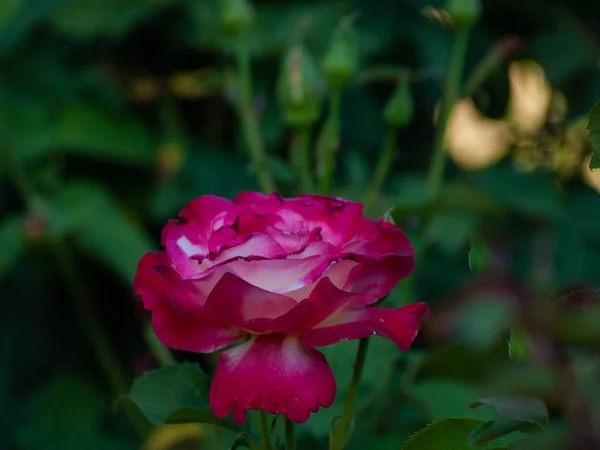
133, 192, 427, 423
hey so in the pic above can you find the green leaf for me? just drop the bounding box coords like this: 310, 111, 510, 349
587, 100, 600, 170
329, 415, 355, 450
128, 363, 241, 432
74, 205, 153, 284
472, 163, 563, 221
55, 103, 156, 166
408, 380, 494, 421
468, 241, 492, 273
424, 213, 479, 255
45, 181, 153, 283
392, 177, 504, 222
50, 0, 175, 40
0, 0, 69, 53
230, 433, 262, 450
508, 327, 531, 361
0, 0, 23, 32
17, 374, 136, 450
0, 214, 25, 279
469, 396, 548, 445
402, 417, 486, 450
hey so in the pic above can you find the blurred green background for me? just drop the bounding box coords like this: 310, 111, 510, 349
2, 0, 600, 449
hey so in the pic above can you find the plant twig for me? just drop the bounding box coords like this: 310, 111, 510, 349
235, 42, 276, 193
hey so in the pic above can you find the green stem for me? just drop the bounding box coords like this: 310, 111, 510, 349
235, 42, 276, 193
317, 89, 342, 195
426, 27, 471, 199
291, 125, 313, 192
330, 338, 370, 450
0, 78, 43, 214
2, 66, 148, 440
54, 240, 150, 438
258, 410, 272, 450
285, 417, 295, 450
54, 241, 129, 393
363, 126, 397, 214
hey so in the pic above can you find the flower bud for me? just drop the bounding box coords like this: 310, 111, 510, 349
508, 327, 531, 361
220, 0, 254, 36
321, 17, 359, 89
277, 44, 323, 127
445, 0, 481, 28
383, 78, 413, 127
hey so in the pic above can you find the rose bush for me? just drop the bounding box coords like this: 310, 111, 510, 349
133, 191, 427, 423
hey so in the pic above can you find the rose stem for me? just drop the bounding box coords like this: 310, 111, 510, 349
426, 25, 471, 199
258, 410, 273, 450
235, 40, 276, 193
1, 95, 149, 437
284, 417, 295, 450
330, 337, 370, 450
363, 126, 396, 214
291, 124, 314, 192
316, 88, 342, 195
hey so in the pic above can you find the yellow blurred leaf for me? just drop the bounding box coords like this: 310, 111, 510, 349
143, 423, 203, 450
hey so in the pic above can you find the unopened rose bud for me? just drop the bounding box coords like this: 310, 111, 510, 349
321, 16, 359, 89
445, 0, 481, 28
220, 0, 254, 36
383, 78, 413, 127
277, 44, 324, 127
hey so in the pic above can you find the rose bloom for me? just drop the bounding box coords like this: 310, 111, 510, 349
133, 192, 427, 423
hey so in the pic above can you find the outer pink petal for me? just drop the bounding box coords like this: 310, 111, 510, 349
203, 272, 298, 326
133, 251, 179, 310
164, 195, 233, 278
339, 227, 415, 303
210, 334, 336, 423
232, 191, 270, 204
151, 306, 246, 353
299, 302, 429, 350
341, 226, 414, 259
343, 258, 414, 304
134, 252, 246, 353
288, 195, 373, 247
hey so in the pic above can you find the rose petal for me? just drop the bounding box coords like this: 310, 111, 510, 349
210, 334, 336, 423
235, 210, 281, 235
343, 258, 414, 303
164, 195, 233, 278
207, 244, 332, 295
232, 191, 270, 204
266, 278, 359, 334
165, 278, 211, 312
285, 196, 372, 247
133, 251, 179, 310
208, 233, 286, 264
283, 259, 357, 302
151, 305, 246, 353
299, 302, 429, 350
341, 226, 414, 259
203, 273, 298, 326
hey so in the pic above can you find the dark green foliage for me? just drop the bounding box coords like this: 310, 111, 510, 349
2, 0, 600, 449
